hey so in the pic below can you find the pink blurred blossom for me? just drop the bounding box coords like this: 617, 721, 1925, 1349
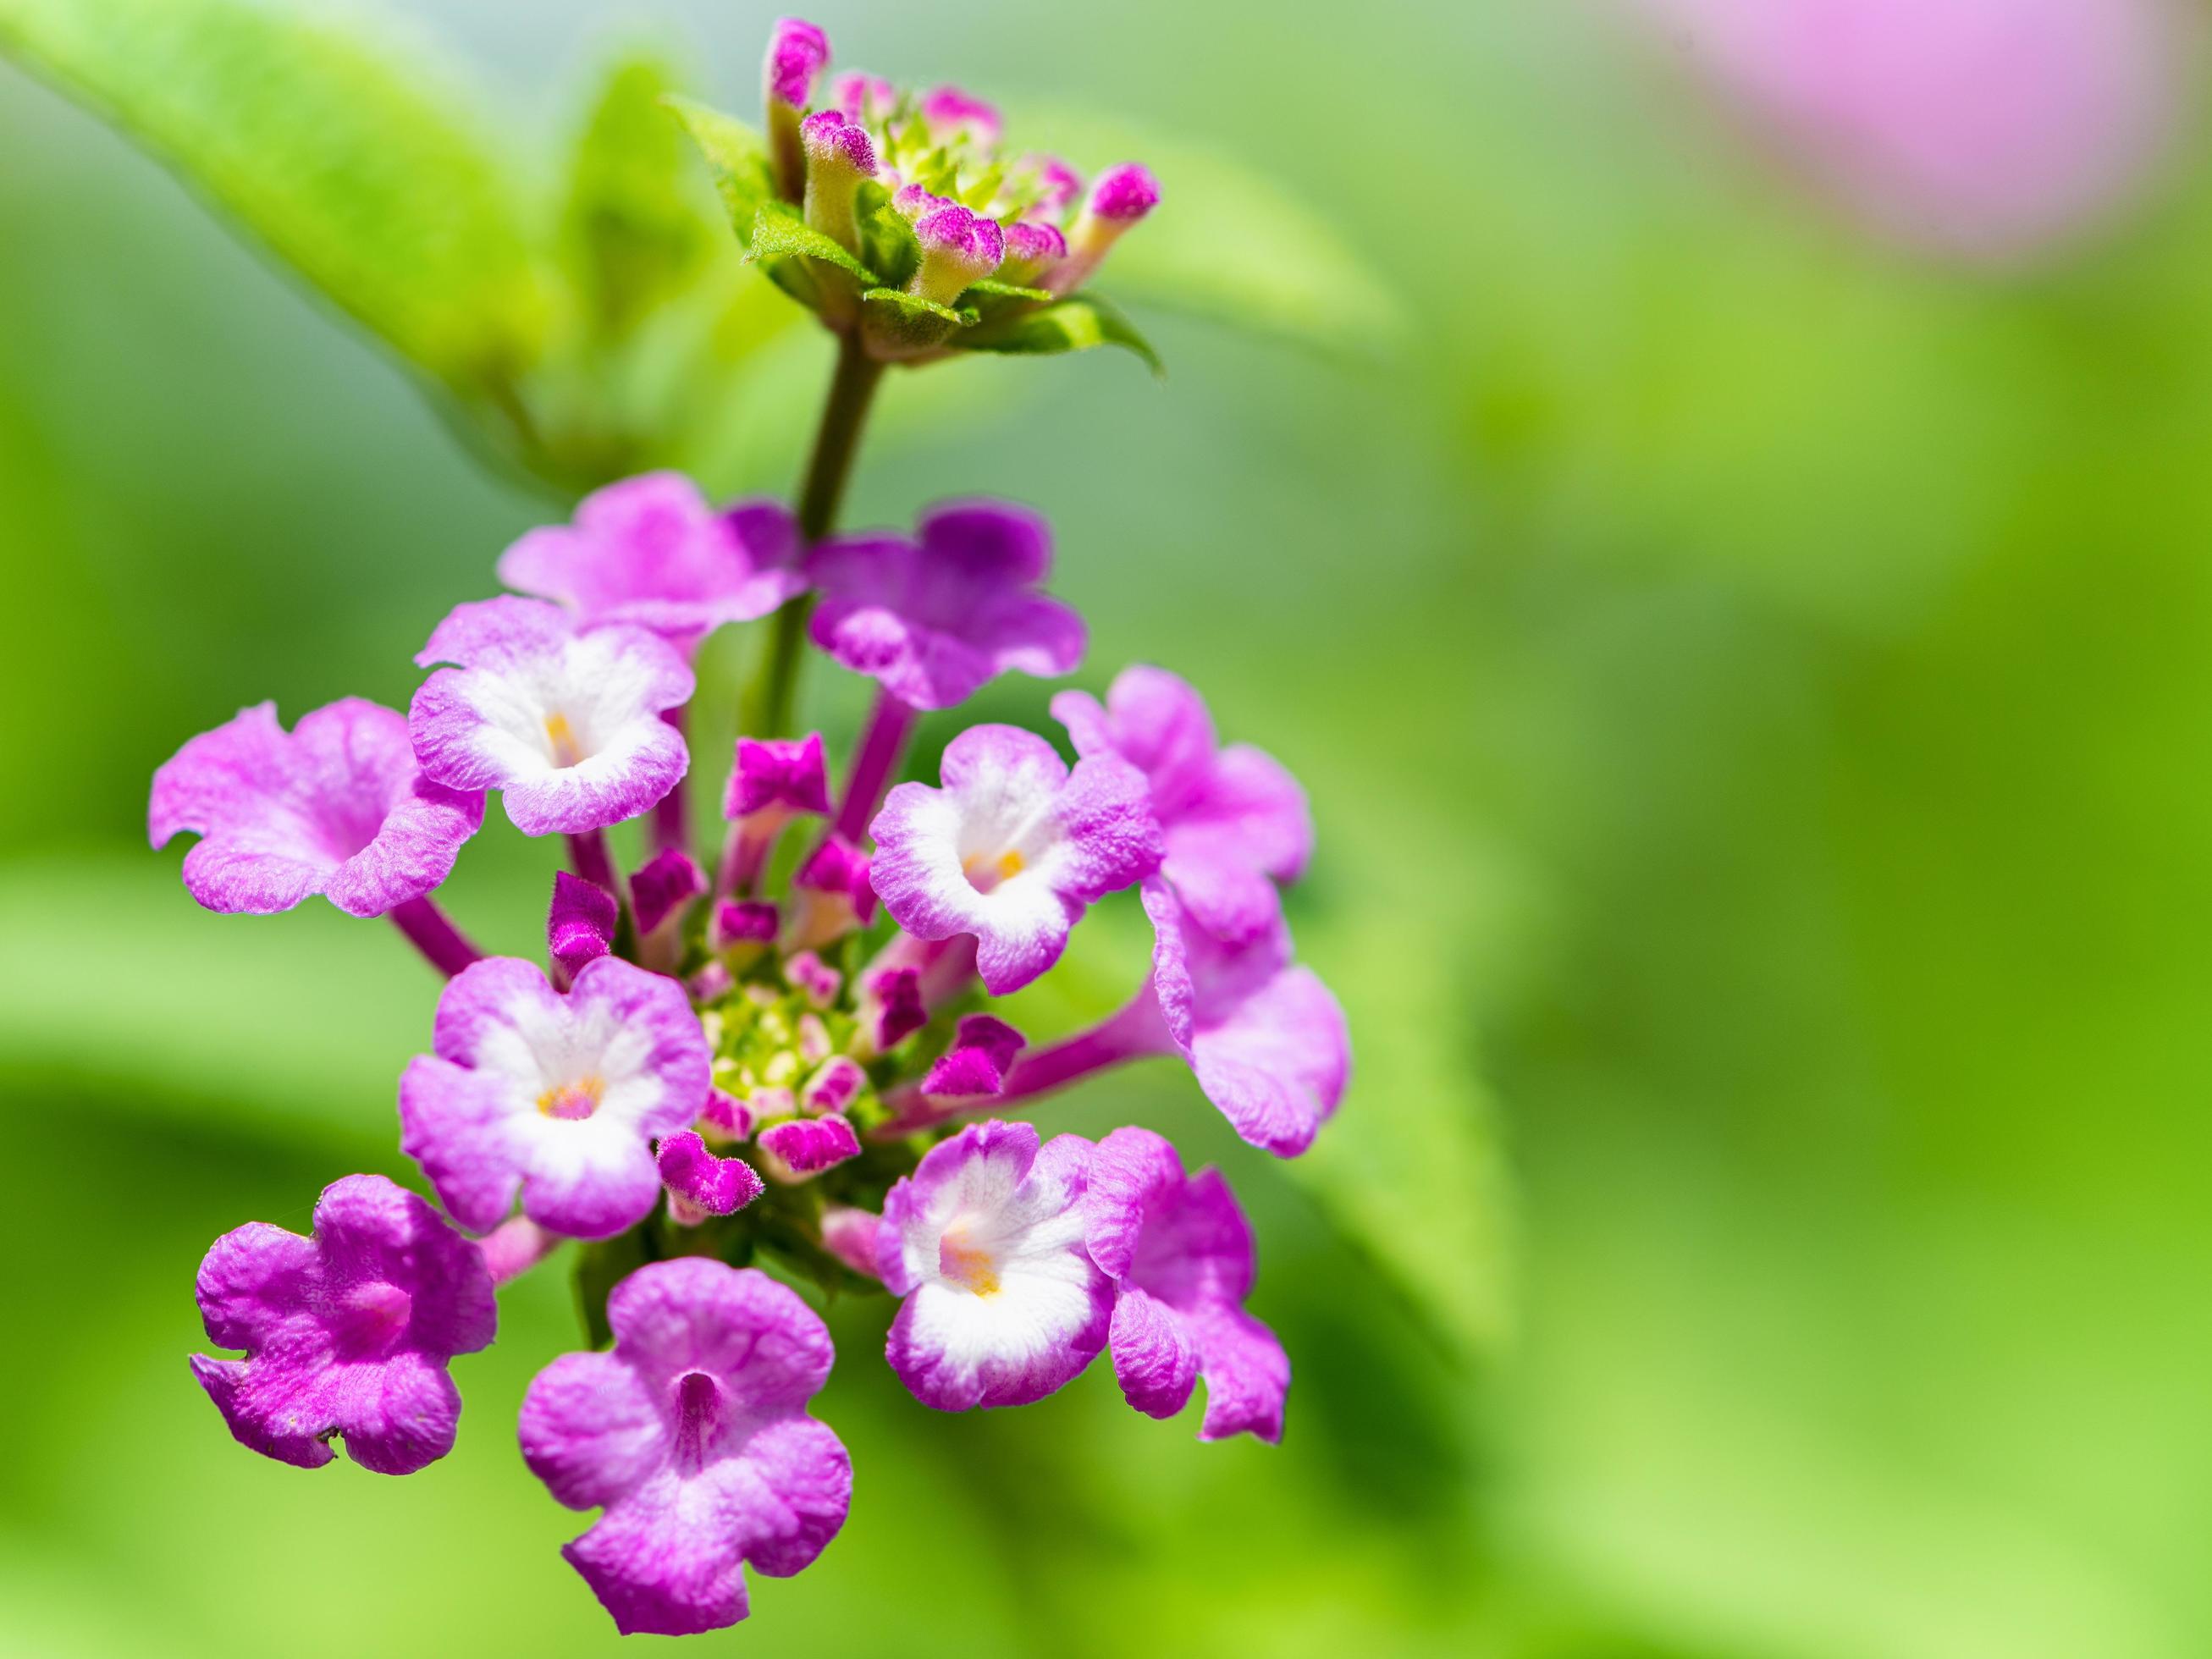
1640, 0, 2196, 260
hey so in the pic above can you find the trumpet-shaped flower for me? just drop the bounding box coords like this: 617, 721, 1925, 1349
1055, 664, 1310, 944
150, 698, 483, 918
496, 473, 804, 655
520, 1259, 851, 1636
878, 1121, 1110, 1409
870, 725, 1161, 994
806, 503, 1084, 710
1084, 1127, 1288, 1441
190, 1173, 496, 1474
410, 597, 692, 837
400, 956, 710, 1238
1145, 881, 1349, 1158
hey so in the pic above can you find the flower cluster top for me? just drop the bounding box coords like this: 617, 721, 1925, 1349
677, 16, 1162, 364
150, 15, 1343, 1645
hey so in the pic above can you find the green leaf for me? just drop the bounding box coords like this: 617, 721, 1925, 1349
0, 0, 549, 393
860, 288, 971, 327
1012, 105, 1404, 356
964, 278, 1054, 304
560, 52, 714, 340
747, 200, 878, 285
665, 93, 775, 250
964, 295, 1164, 374
1284, 809, 1513, 1363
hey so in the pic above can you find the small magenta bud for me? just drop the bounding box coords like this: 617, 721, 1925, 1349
630, 848, 705, 938
785, 948, 844, 1009
918, 85, 1002, 148
710, 899, 779, 951
1024, 156, 1083, 215
999, 220, 1068, 286
699, 1087, 755, 1144
833, 71, 896, 123
909, 204, 1005, 305
802, 1055, 867, 1116
547, 870, 616, 983
763, 17, 830, 108
764, 18, 832, 201
802, 109, 879, 254
1088, 163, 1161, 225
1045, 163, 1160, 295
757, 1113, 862, 1182
659, 1131, 764, 1219
802, 108, 876, 175
893, 181, 956, 221
725, 733, 830, 821
819, 1205, 883, 1280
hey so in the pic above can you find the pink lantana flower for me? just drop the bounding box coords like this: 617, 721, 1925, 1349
1055, 664, 1310, 945
1143, 881, 1350, 1158
150, 697, 482, 917
869, 724, 1161, 994
190, 1174, 496, 1474
807, 503, 1085, 710
409, 596, 692, 836
520, 1259, 852, 1636
399, 956, 711, 1239
877, 1120, 1111, 1410
497, 472, 804, 657
1084, 1127, 1290, 1441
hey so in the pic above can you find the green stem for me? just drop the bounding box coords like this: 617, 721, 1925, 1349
740, 335, 886, 738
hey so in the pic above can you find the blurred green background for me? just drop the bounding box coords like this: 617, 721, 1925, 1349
6, 1, 2212, 1654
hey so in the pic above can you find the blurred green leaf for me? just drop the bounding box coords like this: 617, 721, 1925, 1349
965, 294, 1164, 373
1290, 822, 1514, 1364
1012, 106, 1404, 356
750, 198, 878, 285
665, 93, 775, 251
0, 0, 549, 394
558, 51, 713, 342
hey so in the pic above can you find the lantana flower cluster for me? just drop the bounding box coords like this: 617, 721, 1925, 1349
161, 476, 1347, 1634
690, 17, 1162, 363
156, 16, 1344, 1641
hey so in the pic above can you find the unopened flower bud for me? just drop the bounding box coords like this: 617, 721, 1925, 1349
786, 838, 877, 949
802, 1055, 867, 1116
784, 948, 844, 1009
819, 1204, 884, 1280
631, 848, 705, 939
659, 1131, 764, 1221
764, 18, 831, 199
547, 870, 616, 984
893, 182, 956, 221
919, 85, 1002, 148
856, 964, 926, 1055
720, 733, 829, 896
909, 205, 1005, 306
802, 109, 879, 255
1048, 163, 1160, 295
1024, 156, 1083, 216
757, 1113, 862, 1181
832, 71, 895, 123
998, 220, 1067, 287
711, 898, 780, 953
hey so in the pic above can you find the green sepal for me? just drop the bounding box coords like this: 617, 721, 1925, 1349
663, 94, 776, 250
963, 294, 1164, 374
858, 189, 921, 289
859, 287, 974, 357
963, 279, 1054, 304
747, 200, 878, 285
861, 289, 974, 327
